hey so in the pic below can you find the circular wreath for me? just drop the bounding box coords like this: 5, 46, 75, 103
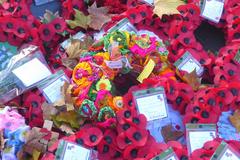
64, 1, 240, 159
1, 0, 240, 160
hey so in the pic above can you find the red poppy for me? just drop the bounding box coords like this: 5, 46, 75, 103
125, 127, 148, 147
80, 127, 103, 147
38, 23, 56, 42
128, 114, 147, 129
228, 25, 240, 43
52, 18, 67, 33
117, 121, 132, 133
214, 62, 240, 84
0, 17, 17, 33
116, 108, 136, 124
7, 32, 23, 46
13, 22, 28, 38
26, 28, 40, 44
97, 141, 115, 159
177, 31, 197, 48
116, 131, 132, 149
123, 144, 141, 159
215, 88, 234, 107
218, 42, 239, 57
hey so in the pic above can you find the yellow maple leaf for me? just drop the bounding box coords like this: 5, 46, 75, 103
153, 0, 185, 18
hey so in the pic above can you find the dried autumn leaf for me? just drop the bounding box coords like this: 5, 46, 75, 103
41, 102, 58, 120
62, 58, 79, 70
66, 9, 91, 29
183, 69, 201, 91
24, 128, 48, 153
153, 0, 185, 18
161, 124, 183, 142
52, 110, 80, 129
66, 36, 93, 58
88, 2, 112, 30
53, 82, 74, 108
229, 109, 240, 133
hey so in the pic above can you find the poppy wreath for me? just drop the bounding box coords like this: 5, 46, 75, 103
70, 30, 170, 127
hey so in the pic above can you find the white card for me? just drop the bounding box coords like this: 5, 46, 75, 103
189, 131, 216, 153
42, 75, 68, 103
12, 58, 51, 87
63, 143, 90, 160
220, 148, 239, 160
136, 93, 168, 121
179, 58, 201, 74
201, 0, 224, 23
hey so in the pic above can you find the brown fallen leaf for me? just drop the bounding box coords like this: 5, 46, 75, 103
41, 102, 58, 120
62, 36, 94, 70
88, 2, 112, 30
161, 124, 184, 142
66, 36, 94, 58
229, 109, 240, 133
66, 9, 91, 29
154, 0, 185, 18
183, 69, 201, 91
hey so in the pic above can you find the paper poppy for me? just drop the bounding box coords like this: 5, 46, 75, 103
80, 127, 103, 147
97, 140, 116, 159
7, 32, 23, 46
51, 18, 67, 33
128, 114, 147, 129
116, 109, 136, 124
123, 144, 141, 159
13, 22, 28, 39
116, 131, 132, 149
125, 127, 148, 147
25, 28, 40, 44
0, 17, 17, 33
38, 23, 56, 42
